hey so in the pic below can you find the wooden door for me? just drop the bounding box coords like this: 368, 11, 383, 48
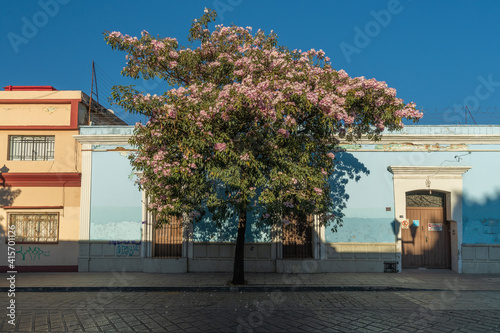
402, 192, 451, 269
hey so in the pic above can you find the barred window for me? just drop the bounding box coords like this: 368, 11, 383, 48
8, 136, 55, 161
8, 213, 59, 243
406, 191, 445, 208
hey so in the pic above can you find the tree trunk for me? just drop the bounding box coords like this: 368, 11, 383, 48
232, 207, 247, 285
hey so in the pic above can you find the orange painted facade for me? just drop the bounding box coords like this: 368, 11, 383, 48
0, 86, 125, 272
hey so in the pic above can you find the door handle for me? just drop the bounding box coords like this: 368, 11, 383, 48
425, 236, 428, 243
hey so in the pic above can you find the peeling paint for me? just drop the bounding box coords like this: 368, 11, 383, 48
339, 144, 362, 150
373, 143, 468, 151
108, 146, 127, 151
480, 218, 499, 234
43, 106, 57, 114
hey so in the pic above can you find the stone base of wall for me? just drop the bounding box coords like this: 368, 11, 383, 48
276, 259, 321, 273
79, 241, 142, 272
143, 258, 187, 273
188, 259, 275, 272
462, 244, 500, 273
78, 241, 405, 273
188, 242, 275, 272
322, 242, 399, 273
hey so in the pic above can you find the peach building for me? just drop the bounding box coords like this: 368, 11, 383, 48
0, 85, 125, 272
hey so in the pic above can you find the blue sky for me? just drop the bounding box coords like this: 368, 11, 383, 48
2, 0, 500, 125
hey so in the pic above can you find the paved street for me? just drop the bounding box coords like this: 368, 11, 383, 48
1, 290, 500, 332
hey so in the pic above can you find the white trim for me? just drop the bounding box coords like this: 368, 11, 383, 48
389, 166, 472, 178
75, 133, 500, 147
73, 134, 131, 145
341, 134, 500, 145
78, 143, 92, 272
388, 165, 470, 273
79, 144, 92, 241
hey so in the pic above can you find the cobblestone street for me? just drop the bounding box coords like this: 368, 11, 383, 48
1, 290, 500, 332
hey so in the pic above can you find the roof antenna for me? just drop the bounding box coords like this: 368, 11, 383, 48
88, 61, 99, 125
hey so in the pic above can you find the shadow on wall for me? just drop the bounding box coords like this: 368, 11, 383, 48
0, 172, 21, 207
0, 174, 22, 231
193, 151, 370, 242
328, 151, 370, 232
463, 189, 500, 244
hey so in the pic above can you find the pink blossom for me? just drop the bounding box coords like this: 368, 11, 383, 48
277, 128, 289, 138
109, 31, 122, 38
240, 153, 250, 161
169, 61, 178, 68
327, 153, 335, 159
214, 143, 226, 151
313, 187, 323, 195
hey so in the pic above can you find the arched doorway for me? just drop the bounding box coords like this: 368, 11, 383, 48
402, 191, 451, 269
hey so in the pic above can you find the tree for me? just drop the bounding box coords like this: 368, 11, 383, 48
104, 8, 422, 284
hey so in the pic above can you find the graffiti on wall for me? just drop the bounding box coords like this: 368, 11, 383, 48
108, 240, 141, 245
116, 244, 140, 257
16, 246, 50, 261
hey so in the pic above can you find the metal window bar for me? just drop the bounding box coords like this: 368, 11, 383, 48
9, 213, 59, 243
9, 136, 55, 161
153, 216, 183, 258
282, 215, 313, 259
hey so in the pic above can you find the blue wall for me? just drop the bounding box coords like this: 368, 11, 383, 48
82, 126, 500, 245
90, 150, 143, 240
194, 205, 271, 242
326, 151, 396, 243
328, 149, 500, 245
462, 152, 500, 244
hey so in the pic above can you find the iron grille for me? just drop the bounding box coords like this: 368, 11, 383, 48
384, 261, 399, 273
9, 213, 59, 243
9, 136, 55, 161
282, 215, 313, 259
153, 216, 183, 257
406, 191, 445, 207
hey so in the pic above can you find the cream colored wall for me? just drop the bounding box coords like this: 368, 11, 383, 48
0, 187, 81, 266
0, 90, 81, 100
0, 130, 81, 173
1, 103, 72, 126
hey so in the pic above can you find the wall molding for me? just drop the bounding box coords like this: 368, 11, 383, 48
74, 135, 131, 145
388, 166, 472, 178
2, 173, 81, 187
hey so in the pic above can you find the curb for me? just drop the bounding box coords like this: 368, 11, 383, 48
0, 286, 488, 293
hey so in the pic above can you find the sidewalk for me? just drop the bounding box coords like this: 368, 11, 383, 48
2, 270, 500, 292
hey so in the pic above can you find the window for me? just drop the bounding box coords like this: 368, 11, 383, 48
8, 136, 55, 161
8, 213, 59, 243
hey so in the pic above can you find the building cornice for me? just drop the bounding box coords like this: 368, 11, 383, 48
73, 134, 131, 145
388, 166, 472, 178
343, 134, 500, 145
74, 132, 500, 147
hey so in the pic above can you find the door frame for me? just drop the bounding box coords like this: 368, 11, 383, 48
388, 166, 471, 273
403, 196, 450, 269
